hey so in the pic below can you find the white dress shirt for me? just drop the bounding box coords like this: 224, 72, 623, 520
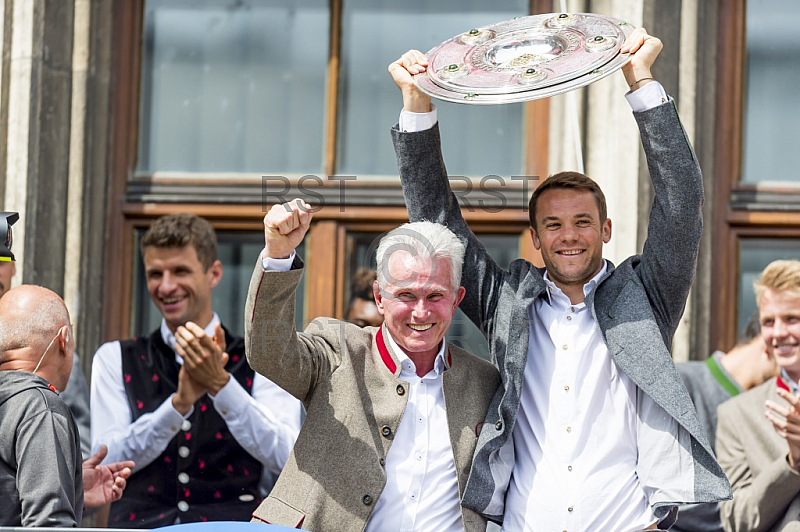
90, 313, 303, 491
263, 252, 464, 532
502, 266, 656, 532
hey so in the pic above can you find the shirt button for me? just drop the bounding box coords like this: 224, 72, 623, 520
170, 426, 178, 432
568, 465, 573, 472
416, 453, 423, 461
178, 473, 190, 484
566, 315, 572, 321
181, 420, 192, 431
495, 419, 503, 431
562, 344, 568, 350
380, 425, 392, 437
379, 457, 386, 467
177, 501, 189, 512
178, 446, 190, 458
221, 408, 228, 415
568, 506, 574, 512
564, 385, 569, 391
396, 384, 405, 396
239, 494, 255, 502
570, 306, 575, 312
362, 494, 373, 505
566, 426, 572, 433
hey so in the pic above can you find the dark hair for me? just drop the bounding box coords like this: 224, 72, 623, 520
140, 213, 217, 270
528, 171, 608, 231
738, 310, 762, 345
349, 267, 377, 302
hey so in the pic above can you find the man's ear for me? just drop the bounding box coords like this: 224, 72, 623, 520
207, 260, 223, 289
602, 218, 612, 243
372, 280, 386, 316
529, 227, 541, 250
453, 286, 466, 310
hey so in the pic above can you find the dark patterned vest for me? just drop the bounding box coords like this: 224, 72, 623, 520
109, 326, 262, 528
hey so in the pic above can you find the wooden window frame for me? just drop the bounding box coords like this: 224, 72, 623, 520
104, 1, 551, 342
712, 0, 800, 349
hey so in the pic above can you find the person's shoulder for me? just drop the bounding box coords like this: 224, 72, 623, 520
721, 376, 776, 414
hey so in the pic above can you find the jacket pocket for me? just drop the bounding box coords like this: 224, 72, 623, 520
252, 496, 306, 528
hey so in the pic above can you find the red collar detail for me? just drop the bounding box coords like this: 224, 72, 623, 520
376, 328, 452, 372
778, 375, 791, 393
48, 383, 58, 393
376, 328, 397, 373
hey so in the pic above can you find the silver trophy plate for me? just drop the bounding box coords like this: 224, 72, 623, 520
414, 13, 636, 105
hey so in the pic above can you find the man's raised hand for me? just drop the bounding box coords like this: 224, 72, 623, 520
388, 49, 432, 114
264, 199, 312, 260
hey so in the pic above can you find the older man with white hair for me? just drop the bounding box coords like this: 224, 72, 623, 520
245, 199, 501, 531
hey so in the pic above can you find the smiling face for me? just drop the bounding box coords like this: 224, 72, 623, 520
531, 187, 611, 297
759, 288, 800, 381
143, 245, 222, 332
373, 251, 465, 360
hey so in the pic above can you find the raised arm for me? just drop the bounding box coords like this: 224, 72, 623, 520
245, 200, 340, 403
388, 52, 507, 334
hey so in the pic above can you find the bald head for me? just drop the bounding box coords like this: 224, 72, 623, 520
0, 285, 72, 389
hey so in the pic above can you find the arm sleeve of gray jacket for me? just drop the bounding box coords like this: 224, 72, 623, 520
391, 124, 505, 337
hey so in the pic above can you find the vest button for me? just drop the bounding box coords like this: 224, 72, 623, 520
177, 501, 189, 512
380, 425, 392, 437
396, 384, 405, 396
495, 419, 503, 431
178, 446, 190, 458
181, 420, 192, 431
362, 494, 373, 505
178, 473, 190, 484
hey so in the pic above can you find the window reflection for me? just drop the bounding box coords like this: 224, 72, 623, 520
738, 238, 800, 336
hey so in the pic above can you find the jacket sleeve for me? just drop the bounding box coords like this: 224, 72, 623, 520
716, 399, 800, 531
632, 99, 704, 347
17, 392, 81, 527
245, 256, 338, 404
391, 123, 505, 337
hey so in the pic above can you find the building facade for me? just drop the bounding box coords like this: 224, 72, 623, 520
0, 0, 797, 380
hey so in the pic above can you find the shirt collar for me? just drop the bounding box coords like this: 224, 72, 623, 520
542, 260, 608, 308
780, 368, 800, 394
384, 329, 447, 378
160, 313, 221, 355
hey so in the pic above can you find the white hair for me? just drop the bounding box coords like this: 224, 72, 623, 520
375, 221, 465, 291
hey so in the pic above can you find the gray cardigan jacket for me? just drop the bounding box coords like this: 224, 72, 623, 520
391, 99, 731, 527
245, 260, 501, 532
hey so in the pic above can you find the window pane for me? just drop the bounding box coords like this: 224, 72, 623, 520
133, 231, 306, 337
742, 0, 800, 185
738, 238, 800, 337
346, 231, 519, 361
338, 1, 528, 177
138, 0, 328, 174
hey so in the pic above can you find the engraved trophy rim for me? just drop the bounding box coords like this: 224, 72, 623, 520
414, 13, 636, 105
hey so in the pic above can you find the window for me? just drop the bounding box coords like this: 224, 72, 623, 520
713, 0, 800, 348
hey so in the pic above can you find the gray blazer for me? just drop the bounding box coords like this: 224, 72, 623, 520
391, 99, 731, 527
245, 259, 501, 532
717, 377, 800, 532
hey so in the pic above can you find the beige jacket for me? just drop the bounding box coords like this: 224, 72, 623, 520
717, 377, 800, 532
245, 259, 501, 531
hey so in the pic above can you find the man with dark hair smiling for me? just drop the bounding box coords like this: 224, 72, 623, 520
91, 213, 301, 527
389, 28, 730, 530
